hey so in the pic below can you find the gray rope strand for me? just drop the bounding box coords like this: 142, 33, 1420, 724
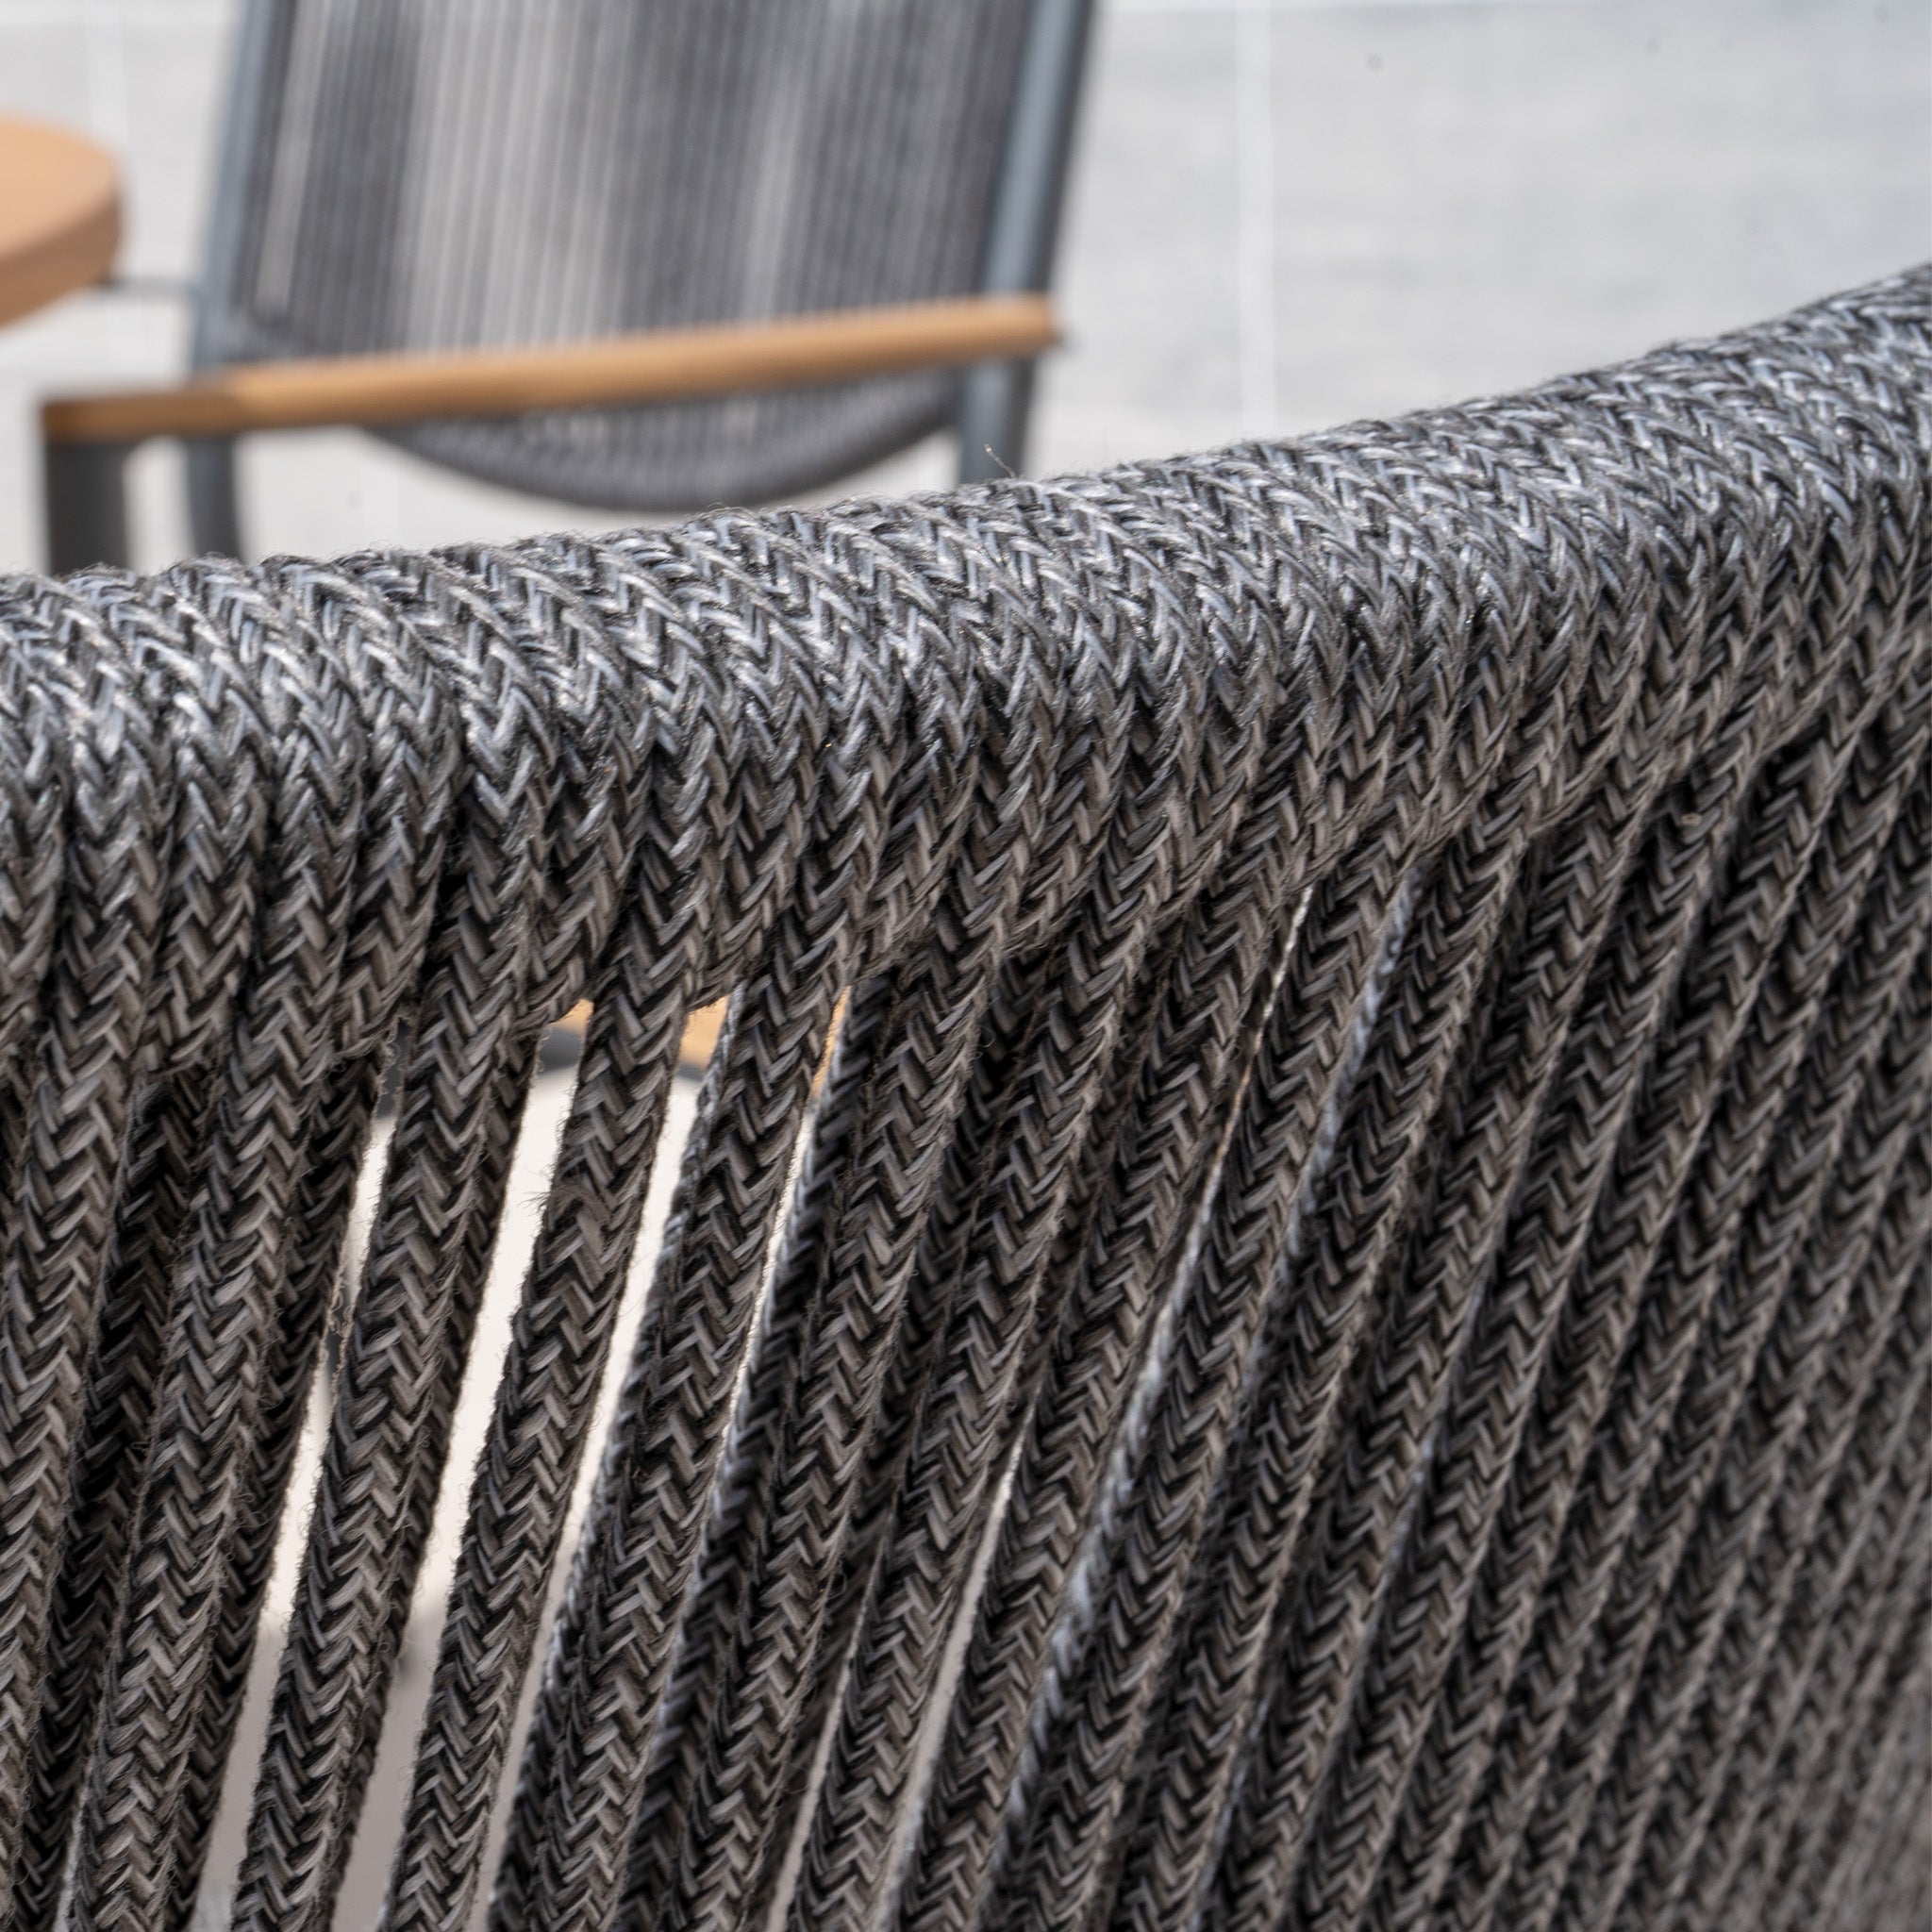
308, 539, 660, 1921
1491, 790, 1932, 1932
1555, 995, 1932, 1931
1697, 1279, 1932, 1932
1662, 1163, 1932, 1929
165, 1048, 390, 1932
1441, 643, 1924, 1932
618, 967, 901, 1932
484, 530, 828, 1932
10, 543, 333, 1932
1268, 773, 1672, 1932
608, 502, 1058, 1932
692, 568, 1070, 1932
1201, 802, 1546, 1932
1607, 1087, 1932, 1932
0, 582, 174, 1903
1335, 651, 1932, 1932
1562, 731, 1932, 1932
490, 999, 748, 1932
1313, 328, 1916, 1932
625, 475, 1154, 1932
1218, 419, 1677, 1932
629, 520, 999, 1932
11, 1066, 215, 1932
5, 545, 312, 1931
1008, 407, 1652, 1932
66, 557, 366, 1932
880, 528, 1258, 1932
1360, 551, 1873, 1932
890, 433, 1480, 1932
723, 522, 1158, 1924
795, 469, 1295, 1932
0, 621, 62, 1237
1100, 808, 1419, 1932
1047, 394, 1665, 1932
1097, 367, 1772, 1932
232, 555, 556, 1932
160, 544, 468, 1932
1755, 1475, 1932, 1932
509, 886, 844, 1932
1782, 1515, 1932, 1932
503, 519, 922, 1932
378, 548, 731, 1932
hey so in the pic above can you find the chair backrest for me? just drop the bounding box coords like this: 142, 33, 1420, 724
0, 271, 1927, 1932
192, 0, 1085, 511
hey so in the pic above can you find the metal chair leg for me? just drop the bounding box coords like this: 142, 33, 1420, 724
186, 436, 243, 559
956, 0, 1096, 485
43, 440, 133, 575
956, 358, 1039, 484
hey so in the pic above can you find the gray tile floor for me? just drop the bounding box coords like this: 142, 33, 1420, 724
0, 0, 1925, 575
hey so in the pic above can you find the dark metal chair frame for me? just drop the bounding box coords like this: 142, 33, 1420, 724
42, 0, 1094, 575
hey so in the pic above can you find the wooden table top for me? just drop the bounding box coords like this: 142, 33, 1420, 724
0, 115, 121, 328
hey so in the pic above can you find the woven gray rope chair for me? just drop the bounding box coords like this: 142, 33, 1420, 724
0, 268, 1927, 1932
40, 0, 1093, 574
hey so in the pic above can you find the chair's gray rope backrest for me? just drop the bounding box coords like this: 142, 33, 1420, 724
1, 271, 1928, 1932
192, 0, 1048, 511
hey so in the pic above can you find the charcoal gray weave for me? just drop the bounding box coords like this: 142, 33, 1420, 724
0, 270, 1928, 1932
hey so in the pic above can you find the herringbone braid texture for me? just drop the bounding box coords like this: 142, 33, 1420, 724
0, 269, 1925, 1932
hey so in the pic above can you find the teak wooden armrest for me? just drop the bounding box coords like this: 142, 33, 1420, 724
41, 292, 1058, 447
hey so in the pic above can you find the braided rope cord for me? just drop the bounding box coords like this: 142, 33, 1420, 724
1097, 359, 1773, 1932
1762, 1234, 1931, 1932
1555, 741, 1932, 1932
1313, 668, 1932, 1932
1615, 1042, 1932, 1932
1453, 340, 1932, 1924
1018, 553, 1636, 1932
1761, 1458, 1932, 1927
15, 1066, 217, 1932
662, 550, 1111, 1932
486, 516, 904, 1932
307, 539, 662, 1925
1732, 1107, 1932, 1932
795, 467, 1285, 1932
618, 964, 906, 1932
0, 271, 1925, 1932
615, 506, 1048, 1932
1337, 308, 1932, 1932
721, 550, 1167, 1928
6, 560, 283, 1919
1660, 1144, 1932, 1930
798, 465, 1324, 1932
1042, 369, 1707, 1932
500, 512, 936, 1932
1435, 652, 1930, 1932
66, 559, 368, 1932
0, 580, 175, 1900
1706, 1291, 1932, 1932
895, 418, 1501, 1932
161, 549, 469, 1930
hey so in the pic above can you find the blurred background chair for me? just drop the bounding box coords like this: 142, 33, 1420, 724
41, 0, 1094, 574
